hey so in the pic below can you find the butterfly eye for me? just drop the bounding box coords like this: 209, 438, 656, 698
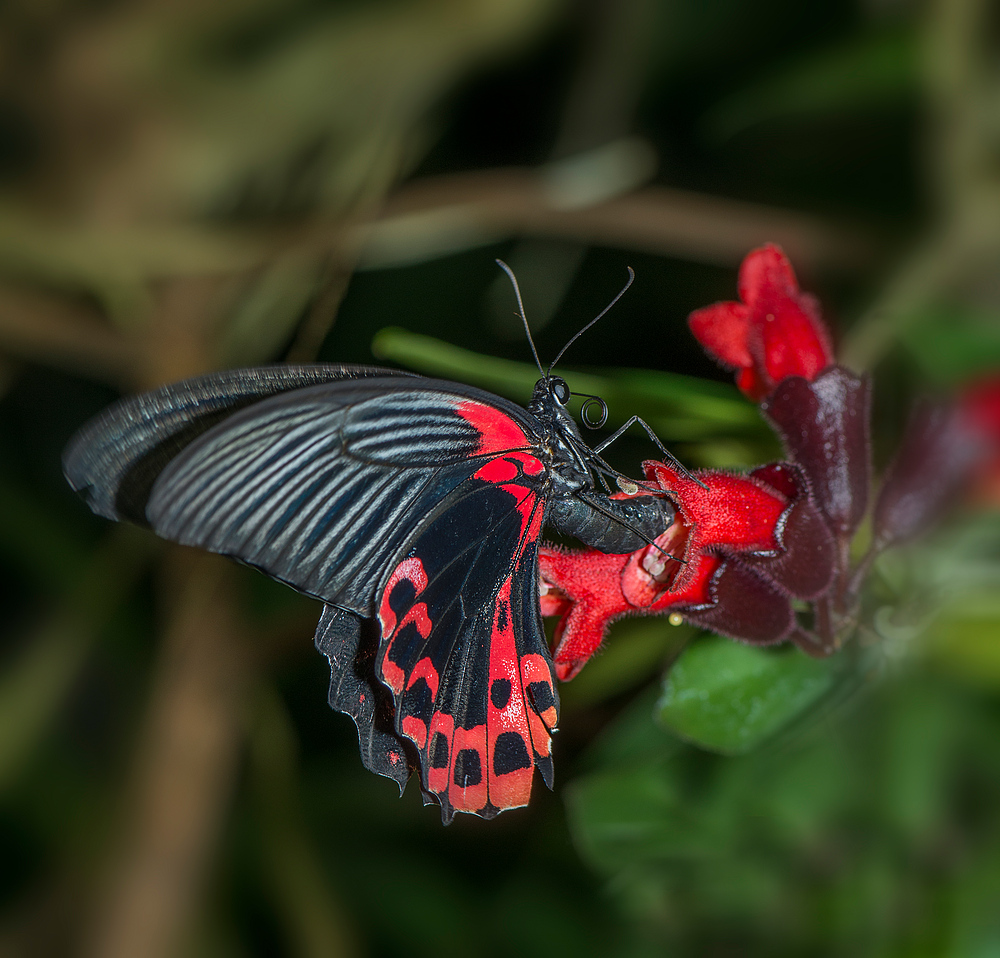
550, 378, 571, 405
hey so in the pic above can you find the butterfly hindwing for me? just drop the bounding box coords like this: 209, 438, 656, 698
313, 606, 416, 788
376, 451, 558, 821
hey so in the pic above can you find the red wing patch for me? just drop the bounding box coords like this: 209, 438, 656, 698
484, 577, 537, 811
456, 400, 534, 458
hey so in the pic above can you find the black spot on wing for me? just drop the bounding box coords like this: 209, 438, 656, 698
402, 677, 434, 725
386, 621, 427, 676
430, 733, 450, 769
490, 678, 512, 710
496, 599, 508, 633
493, 732, 532, 775
387, 579, 417, 619
528, 681, 555, 716
454, 749, 482, 787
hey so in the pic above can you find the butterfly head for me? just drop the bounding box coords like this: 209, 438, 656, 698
494, 256, 619, 433
529, 375, 571, 419
529, 376, 609, 438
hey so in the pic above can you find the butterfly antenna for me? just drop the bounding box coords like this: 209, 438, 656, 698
496, 259, 544, 378
547, 267, 634, 376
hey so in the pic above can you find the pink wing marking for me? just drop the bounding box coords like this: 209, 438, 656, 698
378, 558, 428, 638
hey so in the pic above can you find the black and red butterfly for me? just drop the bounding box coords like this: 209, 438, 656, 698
62, 266, 676, 822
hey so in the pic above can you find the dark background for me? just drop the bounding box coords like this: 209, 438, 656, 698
0, 1, 998, 956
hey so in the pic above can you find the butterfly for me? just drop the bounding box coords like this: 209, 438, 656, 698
62, 264, 678, 822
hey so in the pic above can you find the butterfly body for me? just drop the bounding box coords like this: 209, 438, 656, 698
64, 363, 672, 821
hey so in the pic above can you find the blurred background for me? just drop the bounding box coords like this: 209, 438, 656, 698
1, 0, 999, 955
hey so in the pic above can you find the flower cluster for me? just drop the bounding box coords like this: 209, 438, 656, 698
541, 244, 982, 680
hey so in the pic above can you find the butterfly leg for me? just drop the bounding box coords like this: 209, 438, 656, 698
313, 605, 416, 791
592, 415, 708, 489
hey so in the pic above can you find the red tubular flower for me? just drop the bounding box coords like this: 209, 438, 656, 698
540, 461, 835, 680
688, 244, 834, 401
540, 243, 987, 686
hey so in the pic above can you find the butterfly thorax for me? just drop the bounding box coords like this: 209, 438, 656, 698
526, 377, 593, 495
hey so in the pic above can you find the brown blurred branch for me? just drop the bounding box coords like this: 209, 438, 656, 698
0, 284, 138, 388
83, 550, 250, 958
251, 686, 360, 958
356, 169, 877, 273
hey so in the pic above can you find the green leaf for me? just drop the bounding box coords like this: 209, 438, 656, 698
567, 764, 721, 871
901, 306, 1000, 384
371, 327, 764, 443
577, 685, 682, 774
560, 619, 694, 712
656, 635, 839, 754
702, 29, 918, 142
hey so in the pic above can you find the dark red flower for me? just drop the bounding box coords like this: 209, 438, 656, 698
540, 461, 835, 680
761, 366, 871, 539
873, 399, 983, 550
688, 244, 834, 401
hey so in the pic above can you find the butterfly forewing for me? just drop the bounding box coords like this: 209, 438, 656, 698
143, 380, 537, 613
63, 364, 410, 523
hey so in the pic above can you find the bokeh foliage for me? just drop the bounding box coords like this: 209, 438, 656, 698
0, 0, 999, 956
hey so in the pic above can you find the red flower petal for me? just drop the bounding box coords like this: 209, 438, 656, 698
540, 461, 818, 679
539, 546, 632, 681
688, 301, 752, 369
688, 244, 834, 400
959, 376, 1000, 505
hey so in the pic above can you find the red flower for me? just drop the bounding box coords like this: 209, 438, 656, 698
540, 461, 834, 680
959, 376, 1000, 504
539, 244, 988, 686
688, 244, 834, 401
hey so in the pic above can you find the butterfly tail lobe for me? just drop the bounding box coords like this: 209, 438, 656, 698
313, 604, 416, 791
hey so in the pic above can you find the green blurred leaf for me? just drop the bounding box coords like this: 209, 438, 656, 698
657, 635, 839, 754
217, 254, 324, 367
561, 619, 694, 711
372, 327, 763, 443
567, 668, 1000, 953
925, 602, 1000, 688
702, 29, 918, 142
578, 685, 683, 774
901, 306, 1000, 384
608, 367, 759, 425
568, 764, 718, 871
